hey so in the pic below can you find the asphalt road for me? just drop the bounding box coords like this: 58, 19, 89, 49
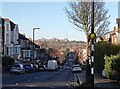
2, 68, 74, 89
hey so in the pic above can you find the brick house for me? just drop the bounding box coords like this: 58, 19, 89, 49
98, 18, 120, 44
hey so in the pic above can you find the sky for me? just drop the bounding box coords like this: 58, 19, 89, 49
1, 1, 119, 41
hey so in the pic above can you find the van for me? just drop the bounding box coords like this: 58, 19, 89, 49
47, 60, 58, 70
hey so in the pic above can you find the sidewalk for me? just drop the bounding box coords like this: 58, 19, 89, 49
74, 72, 120, 89
94, 75, 120, 89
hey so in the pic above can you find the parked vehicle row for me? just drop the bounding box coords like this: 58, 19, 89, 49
9, 59, 62, 74
10, 63, 47, 74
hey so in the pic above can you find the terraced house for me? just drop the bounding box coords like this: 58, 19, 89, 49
1, 17, 46, 63
3, 18, 20, 59
98, 18, 120, 44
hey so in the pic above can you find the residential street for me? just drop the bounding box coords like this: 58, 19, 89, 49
2, 67, 120, 89
2, 68, 75, 89
1, 1, 120, 89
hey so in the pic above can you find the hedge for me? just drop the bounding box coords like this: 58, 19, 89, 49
94, 41, 120, 74
104, 54, 120, 81
2, 56, 15, 67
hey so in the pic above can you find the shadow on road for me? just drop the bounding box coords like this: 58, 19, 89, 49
2, 86, 120, 89
2, 86, 73, 89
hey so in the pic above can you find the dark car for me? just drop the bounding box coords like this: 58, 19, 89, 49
39, 65, 45, 71
33, 64, 39, 72
24, 64, 34, 73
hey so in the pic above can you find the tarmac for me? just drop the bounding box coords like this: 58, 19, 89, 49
2, 70, 120, 89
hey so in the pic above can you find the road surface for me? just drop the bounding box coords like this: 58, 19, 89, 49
2, 68, 75, 89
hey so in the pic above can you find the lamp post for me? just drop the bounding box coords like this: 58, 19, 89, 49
33, 28, 40, 64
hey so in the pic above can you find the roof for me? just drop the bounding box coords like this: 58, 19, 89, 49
4, 18, 10, 22
19, 33, 40, 48
10, 21, 15, 31
19, 33, 28, 40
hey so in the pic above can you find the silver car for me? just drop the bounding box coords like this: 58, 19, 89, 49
10, 63, 25, 74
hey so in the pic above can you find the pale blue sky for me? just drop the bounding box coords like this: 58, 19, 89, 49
1, 2, 119, 41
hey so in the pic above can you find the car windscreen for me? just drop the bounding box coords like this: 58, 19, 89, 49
12, 65, 20, 68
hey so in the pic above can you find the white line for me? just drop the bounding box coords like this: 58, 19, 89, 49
26, 85, 37, 87
91, 68, 94, 74
91, 56, 94, 62
91, 45, 94, 51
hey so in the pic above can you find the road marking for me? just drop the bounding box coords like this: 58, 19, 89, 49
36, 77, 38, 79
15, 83, 18, 85
26, 85, 37, 87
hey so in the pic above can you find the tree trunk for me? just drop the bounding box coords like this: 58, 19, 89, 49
85, 23, 89, 64
85, 27, 91, 84
86, 32, 89, 63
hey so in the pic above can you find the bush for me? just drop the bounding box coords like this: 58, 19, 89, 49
2, 56, 15, 67
94, 41, 120, 74
104, 54, 120, 81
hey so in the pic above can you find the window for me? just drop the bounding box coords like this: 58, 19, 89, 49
6, 24, 9, 31
11, 33, 14, 43
6, 47, 8, 55
22, 50, 26, 58
17, 47, 20, 54
6, 34, 9, 44
15, 46, 17, 54
15, 35, 18, 44
26, 50, 30, 57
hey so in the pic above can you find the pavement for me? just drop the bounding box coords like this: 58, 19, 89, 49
94, 75, 120, 89
73, 71, 120, 89
76, 75, 120, 89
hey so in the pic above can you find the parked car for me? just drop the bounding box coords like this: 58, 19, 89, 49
39, 65, 45, 71
24, 63, 34, 73
33, 64, 39, 72
10, 63, 25, 74
47, 60, 58, 70
72, 64, 82, 73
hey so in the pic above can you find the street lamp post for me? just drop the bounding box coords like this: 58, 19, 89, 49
33, 28, 40, 64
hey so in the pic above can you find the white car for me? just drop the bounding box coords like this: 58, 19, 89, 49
72, 64, 82, 73
10, 63, 25, 74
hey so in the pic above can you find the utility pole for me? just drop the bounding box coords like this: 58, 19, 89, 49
90, 1, 95, 88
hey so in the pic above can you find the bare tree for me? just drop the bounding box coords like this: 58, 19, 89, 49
65, 1, 110, 61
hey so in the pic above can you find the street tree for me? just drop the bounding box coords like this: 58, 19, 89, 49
65, 1, 110, 61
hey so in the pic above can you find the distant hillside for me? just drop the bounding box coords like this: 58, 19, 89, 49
35, 38, 86, 50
